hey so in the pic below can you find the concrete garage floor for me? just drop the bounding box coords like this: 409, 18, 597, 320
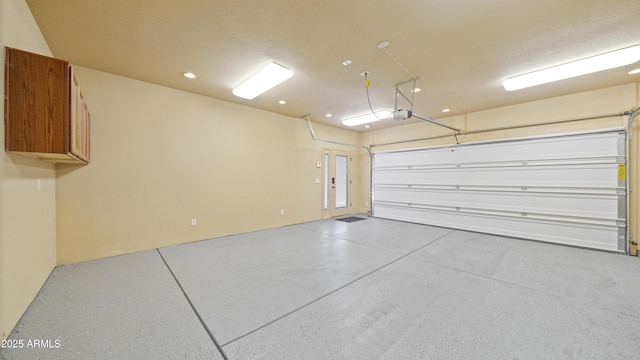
2, 217, 639, 359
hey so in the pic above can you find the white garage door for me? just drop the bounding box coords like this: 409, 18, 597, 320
373, 129, 627, 252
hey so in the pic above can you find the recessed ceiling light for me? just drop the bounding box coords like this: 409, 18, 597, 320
412, 88, 422, 93
629, 68, 640, 75
342, 110, 391, 127
364, 125, 371, 129
182, 72, 196, 79
442, 108, 451, 113
232, 62, 293, 100
325, 113, 333, 118
342, 60, 353, 66
278, 100, 287, 104
503, 44, 640, 91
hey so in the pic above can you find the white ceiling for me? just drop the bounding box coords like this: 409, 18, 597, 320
25, 0, 640, 131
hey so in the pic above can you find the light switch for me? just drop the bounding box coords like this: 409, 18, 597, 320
315, 178, 321, 184
316, 161, 322, 168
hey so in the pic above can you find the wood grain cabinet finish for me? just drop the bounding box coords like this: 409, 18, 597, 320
4, 47, 90, 164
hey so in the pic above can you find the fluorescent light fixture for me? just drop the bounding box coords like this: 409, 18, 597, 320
182, 72, 196, 79
503, 44, 640, 91
629, 68, 640, 75
442, 108, 451, 113
278, 100, 287, 104
232, 62, 293, 99
342, 110, 391, 127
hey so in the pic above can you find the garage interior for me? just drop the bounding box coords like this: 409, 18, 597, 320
1, 1, 640, 359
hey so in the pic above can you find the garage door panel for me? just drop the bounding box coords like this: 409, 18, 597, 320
373, 129, 626, 252
375, 164, 620, 187
374, 132, 621, 167
374, 188, 620, 219
373, 205, 620, 252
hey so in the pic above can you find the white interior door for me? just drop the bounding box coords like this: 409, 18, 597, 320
323, 150, 351, 218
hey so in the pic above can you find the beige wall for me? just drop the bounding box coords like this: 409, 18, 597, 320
362, 83, 640, 255
56, 67, 366, 264
0, 0, 57, 340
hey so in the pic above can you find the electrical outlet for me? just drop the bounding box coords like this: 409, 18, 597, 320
280, 209, 285, 216
191, 219, 197, 227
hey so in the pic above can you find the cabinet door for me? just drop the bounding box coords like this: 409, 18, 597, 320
69, 68, 90, 162
5, 47, 69, 153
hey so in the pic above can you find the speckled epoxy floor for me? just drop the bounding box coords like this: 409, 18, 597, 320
2, 217, 640, 359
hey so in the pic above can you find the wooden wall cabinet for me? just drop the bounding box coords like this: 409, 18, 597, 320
4, 47, 90, 164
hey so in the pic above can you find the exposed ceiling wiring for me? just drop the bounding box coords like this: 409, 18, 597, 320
363, 72, 391, 120
381, 46, 418, 80
362, 43, 421, 122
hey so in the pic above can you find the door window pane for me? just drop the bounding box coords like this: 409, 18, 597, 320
335, 155, 348, 208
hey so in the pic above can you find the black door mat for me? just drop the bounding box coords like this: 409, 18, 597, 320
336, 216, 367, 223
